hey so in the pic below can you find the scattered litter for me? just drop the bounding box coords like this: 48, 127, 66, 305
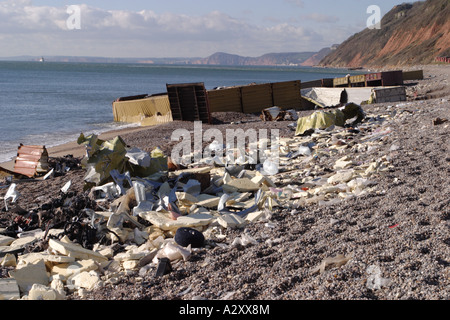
176, 286, 192, 297
174, 227, 205, 248
0, 98, 406, 299
77, 133, 167, 187
154, 241, 191, 262
126, 147, 152, 167
91, 182, 120, 200
4, 183, 20, 211
60, 181, 72, 194
312, 253, 353, 274
432, 117, 448, 126
297, 146, 312, 157
110, 170, 133, 195
295, 103, 365, 136
261, 107, 298, 122
155, 257, 172, 277
264, 222, 277, 229
262, 159, 279, 176
366, 265, 392, 290
13, 145, 49, 178
43, 168, 54, 180
231, 234, 258, 247
265, 237, 283, 247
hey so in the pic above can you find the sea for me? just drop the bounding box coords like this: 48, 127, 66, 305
0, 61, 359, 163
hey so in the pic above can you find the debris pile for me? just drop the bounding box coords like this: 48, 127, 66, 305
260, 107, 298, 122
0, 102, 406, 300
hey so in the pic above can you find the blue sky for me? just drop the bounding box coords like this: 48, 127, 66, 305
1, 0, 407, 58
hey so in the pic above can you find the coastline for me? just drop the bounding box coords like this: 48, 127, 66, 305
0, 64, 449, 300
0, 125, 150, 172
0, 62, 361, 172
1, 64, 447, 173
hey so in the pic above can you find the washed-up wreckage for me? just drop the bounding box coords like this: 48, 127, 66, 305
1, 95, 407, 300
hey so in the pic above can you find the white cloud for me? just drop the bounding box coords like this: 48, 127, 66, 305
302, 13, 340, 24
284, 0, 305, 8
0, 1, 347, 58
0, 0, 67, 32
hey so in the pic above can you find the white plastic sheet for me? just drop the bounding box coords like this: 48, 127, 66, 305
4, 183, 20, 211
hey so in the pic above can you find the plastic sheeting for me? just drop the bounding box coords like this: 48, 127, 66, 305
301, 87, 374, 108
295, 110, 346, 136
295, 103, 365, 136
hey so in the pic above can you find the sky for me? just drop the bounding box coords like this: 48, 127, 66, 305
0, 0, 407, 58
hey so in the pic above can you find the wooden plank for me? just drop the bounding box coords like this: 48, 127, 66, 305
272, 80, 302, 110
207, 87, 242, 113
241, 83, 273, 113
403, 70, 424, 81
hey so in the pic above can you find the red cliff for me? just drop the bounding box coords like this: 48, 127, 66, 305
320, 0, 450, 68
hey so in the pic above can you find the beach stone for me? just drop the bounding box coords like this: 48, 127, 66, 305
174, 227, 205, 248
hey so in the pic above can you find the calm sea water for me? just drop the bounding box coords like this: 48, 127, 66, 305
0, 61, 357, 163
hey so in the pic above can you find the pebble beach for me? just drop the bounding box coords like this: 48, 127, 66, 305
1, 65, 449, 302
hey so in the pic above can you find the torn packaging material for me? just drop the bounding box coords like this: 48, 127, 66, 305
138, 211, 215, 231
107, 191, 145, 230
261, 107, 298, 122
4, 183, 20, 211
77, 133, 167, 186
77, 134, 127, 186
312, 253, 353, 274
296, 110, 345, 136
126, 147, 151, 167
295, 103, 365, 136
